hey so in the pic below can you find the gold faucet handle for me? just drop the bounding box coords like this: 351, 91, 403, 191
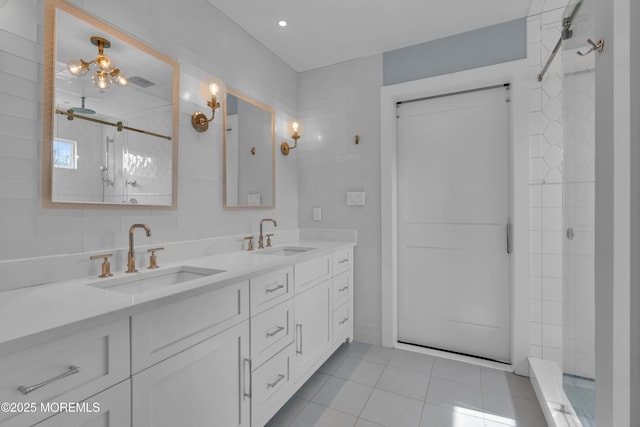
266, 233, 274, 248
147, 247, 164, 269
244, 236, 254, 251
90, 253, 114, 278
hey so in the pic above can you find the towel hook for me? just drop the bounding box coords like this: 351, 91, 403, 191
577, 38, 604, 56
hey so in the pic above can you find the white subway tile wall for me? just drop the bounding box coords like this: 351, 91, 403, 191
528, 0, 595, 379
0, 0, 299, 263
297, 55, 383, 345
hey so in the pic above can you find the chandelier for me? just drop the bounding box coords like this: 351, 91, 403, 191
67, 36, 128, 90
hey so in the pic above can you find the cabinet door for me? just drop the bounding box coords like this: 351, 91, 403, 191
132, 321, 250, 427
294, 280, 331, 382
31, 380, 130, 427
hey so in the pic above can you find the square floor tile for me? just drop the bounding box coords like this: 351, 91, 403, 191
482, 392, 545, 427
354, 419, 384, 427
360, 389, 424, 427
346, 341, 394, 365
295, 371, 331, 400
289, 402, 357, 427
419, 402, 485, 427
387, 349, 435, 374
318, 348, 349, 375
431, 358, 482, 387
333, 356, 385, 387
311, 376, 373, 417
265, 397, 308, 427
481, 367, 537, 400
376, 365, 430, 400
426, 377, 483, 411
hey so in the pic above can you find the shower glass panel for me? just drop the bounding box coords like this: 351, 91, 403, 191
561, 0, 596, 425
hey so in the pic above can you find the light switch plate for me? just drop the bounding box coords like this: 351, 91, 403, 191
313, 207, 322, 221
346, 192, 365, 206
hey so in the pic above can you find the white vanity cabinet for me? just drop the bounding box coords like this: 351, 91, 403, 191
249, 247, 354, 427
293, 279, 332, 382
0, 319, 130, 427
248, 267, 296, 427
1, 242, 354, 427
29, 380, 130, 427
130, 280, 251, 427
132, 321, 250, 427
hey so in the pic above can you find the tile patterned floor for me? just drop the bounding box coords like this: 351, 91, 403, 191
266, 342, 546, 427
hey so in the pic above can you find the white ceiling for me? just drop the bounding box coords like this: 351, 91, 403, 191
207, 0, 533, 72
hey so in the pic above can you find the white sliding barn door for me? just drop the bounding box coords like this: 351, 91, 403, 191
396, 85, 512, 362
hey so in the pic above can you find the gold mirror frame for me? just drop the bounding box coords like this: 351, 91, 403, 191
222, 88, 275, 209
42, 0, 180, 208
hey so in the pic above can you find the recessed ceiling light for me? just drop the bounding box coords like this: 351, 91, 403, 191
278, 20, 287, 27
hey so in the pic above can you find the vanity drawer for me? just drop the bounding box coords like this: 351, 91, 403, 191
25, 380, 131, 427
332, 301, 352, 344
251, 343, 295, 426
0, 319, 129, 425
250, 267, 293, 315
332, 270, 352, 307
251, 299, 294, 368
294, 254, 331, 293
131, 280, 249, 373
332, 248, 352, 275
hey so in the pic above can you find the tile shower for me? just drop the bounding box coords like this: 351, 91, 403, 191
528, 0, 595, 424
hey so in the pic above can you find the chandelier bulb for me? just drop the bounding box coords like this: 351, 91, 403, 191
92, 71, 111, 90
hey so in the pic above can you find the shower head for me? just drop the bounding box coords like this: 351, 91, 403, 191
69, 96, 95, 115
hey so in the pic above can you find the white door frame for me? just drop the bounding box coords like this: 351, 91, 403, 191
380, 60, 531, 375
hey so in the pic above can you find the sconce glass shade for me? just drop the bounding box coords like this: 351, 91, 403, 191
281, 119, 304, 155
192, 77, 226, 132
199, 77, 227, 103
285, 119, 304, 137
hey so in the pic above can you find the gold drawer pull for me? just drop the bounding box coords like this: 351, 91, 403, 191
267, 374, 286, 389
339, 317, 349, 325
18, 365, 80, 395
338, 258, 349, 264
266, 326, 285, 338
338, 285, 349, 293
266, 283, 284, 293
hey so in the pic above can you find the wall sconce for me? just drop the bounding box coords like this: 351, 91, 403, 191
192, 77, 226, 132
67, 36, 128, 90
281, 119, 304, 155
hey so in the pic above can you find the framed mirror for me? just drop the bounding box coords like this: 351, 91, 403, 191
42, 0, 179, 208
223, 89, 275, 208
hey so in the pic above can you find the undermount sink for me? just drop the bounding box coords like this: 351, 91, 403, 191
86, 265, 225, 295
257, 246, 315, 256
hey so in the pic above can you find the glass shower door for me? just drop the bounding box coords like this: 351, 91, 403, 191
562, 0, 596, 424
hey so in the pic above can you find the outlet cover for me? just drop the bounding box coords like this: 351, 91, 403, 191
346, 192, 365, 206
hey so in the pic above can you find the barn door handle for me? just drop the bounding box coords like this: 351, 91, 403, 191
506, 223, 513, 254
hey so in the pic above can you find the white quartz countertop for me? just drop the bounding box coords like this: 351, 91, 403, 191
0, 239, 354, 355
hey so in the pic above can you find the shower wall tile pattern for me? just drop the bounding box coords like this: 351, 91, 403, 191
528, 4, 569, 371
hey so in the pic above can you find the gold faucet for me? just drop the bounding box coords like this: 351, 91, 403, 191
258, 218, 277, 249
127, 223, 151, 273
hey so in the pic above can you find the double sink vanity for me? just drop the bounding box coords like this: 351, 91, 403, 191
0, 229, 355, 427
4, 1, 357, 425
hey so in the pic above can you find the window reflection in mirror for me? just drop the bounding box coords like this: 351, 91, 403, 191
43, 0, 179, 208
223, 89, 275, 208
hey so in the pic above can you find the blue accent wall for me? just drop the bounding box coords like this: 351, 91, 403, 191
383, 18, 527, 86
